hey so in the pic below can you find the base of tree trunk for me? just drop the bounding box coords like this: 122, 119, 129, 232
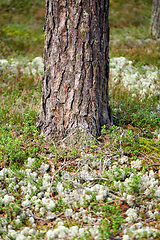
40, 125, 99, 150
39, 0, 112, 146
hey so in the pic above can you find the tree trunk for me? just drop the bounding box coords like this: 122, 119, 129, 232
39, 0, 112, 145
150, 0, 160, 39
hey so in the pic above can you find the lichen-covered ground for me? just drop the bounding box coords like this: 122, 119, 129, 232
0, 56, 160, 240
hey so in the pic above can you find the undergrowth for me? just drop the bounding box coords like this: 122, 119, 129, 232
0, 0, 160, 239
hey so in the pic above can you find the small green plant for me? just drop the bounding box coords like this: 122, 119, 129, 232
51, 197, 67, 214
63, 180, 74, 189
79, 230, 92, 240
99, 203, 124, 239
101, 125, 107, 135
128, 174, 141, 194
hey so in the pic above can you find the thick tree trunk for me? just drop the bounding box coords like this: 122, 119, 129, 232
150, 0, 160, 39
39, 0, 112, 144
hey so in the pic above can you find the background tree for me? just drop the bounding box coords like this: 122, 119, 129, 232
39, 0, 112, 146
150, 0, 160, 39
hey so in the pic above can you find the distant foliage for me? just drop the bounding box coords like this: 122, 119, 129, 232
0, 0, 44, 10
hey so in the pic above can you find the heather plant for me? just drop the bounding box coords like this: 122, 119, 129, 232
98, 203, 124, 239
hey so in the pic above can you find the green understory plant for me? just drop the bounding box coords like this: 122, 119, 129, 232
98, 203, 124, 239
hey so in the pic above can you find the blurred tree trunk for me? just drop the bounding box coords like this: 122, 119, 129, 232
150, 0, 160, 39
39, 0, 112, 146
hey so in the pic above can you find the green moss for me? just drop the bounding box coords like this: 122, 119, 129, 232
81, 28, 86, 38
76, 54, 80, 61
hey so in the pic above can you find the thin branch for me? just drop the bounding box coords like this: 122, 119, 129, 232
49, 158, 76, 194
12, 202, 63, 221
148, 163, 160, 167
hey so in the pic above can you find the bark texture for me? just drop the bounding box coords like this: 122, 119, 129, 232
39, 0, 112, 143
150, 0, 160, 39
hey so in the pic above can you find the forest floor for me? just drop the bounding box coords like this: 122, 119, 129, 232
0, 0, 160, 239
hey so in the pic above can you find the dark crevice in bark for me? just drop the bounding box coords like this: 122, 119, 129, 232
42, 91, 46, 117
47, 34, 52, 54
50, 1, 55, 30
75, 6, 83, 30
82, 42, 86, 77
45, 88, 51, 105
64, 2, 69, 53
46, 0, 49, 16
107, 25, 110, 44
105, 44, 109, 79
70, 91, 75, 113
45, 74, 50, 90
58, 69, 65, 92
64, 25, 68, 53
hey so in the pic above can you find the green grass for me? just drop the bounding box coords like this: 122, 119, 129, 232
109, 0, 160, 68
0, 0, 45, 57
109, 78, 160, 129
109, 0, 152, 28
98, 203, 124, 239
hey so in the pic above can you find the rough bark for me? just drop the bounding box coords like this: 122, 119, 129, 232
150, 0, 160, 39
39, 0, 112, 145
